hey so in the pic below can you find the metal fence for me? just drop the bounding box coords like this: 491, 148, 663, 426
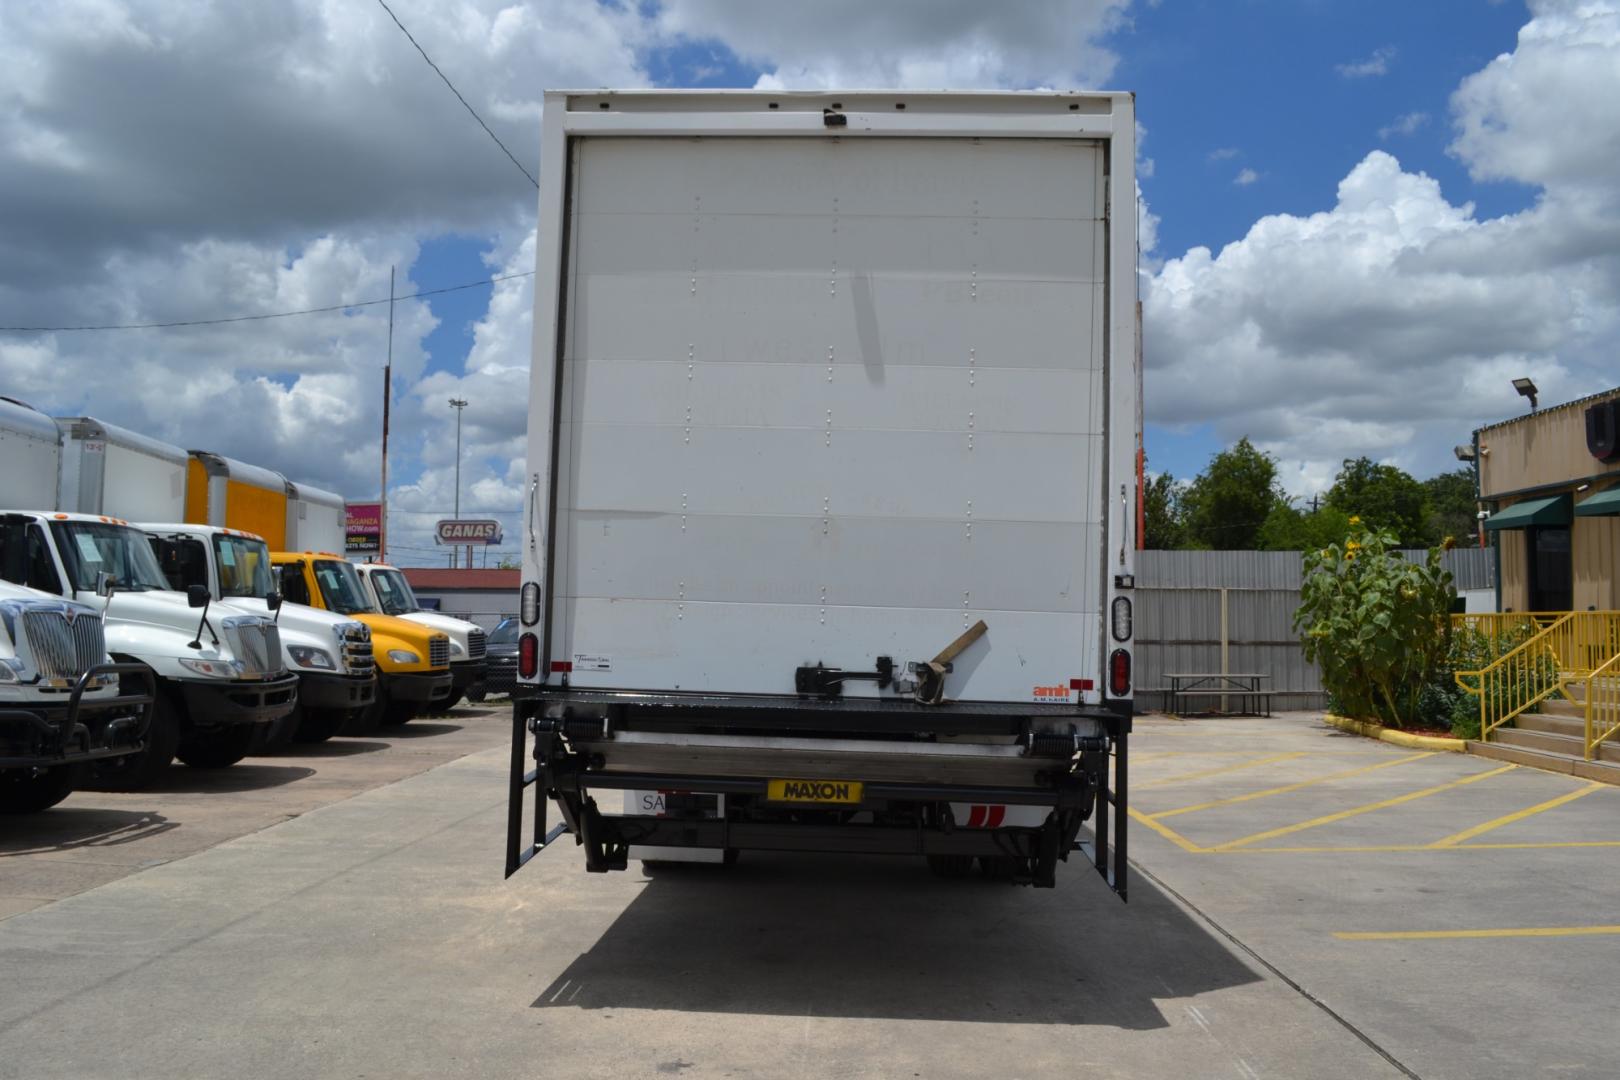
1135, 548, 1494, 713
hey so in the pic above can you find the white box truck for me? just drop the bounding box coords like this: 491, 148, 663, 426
3, 404, 298, 788
507, 90, 1137, 895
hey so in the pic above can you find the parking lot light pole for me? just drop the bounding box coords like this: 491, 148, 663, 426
449, 397, 468, 568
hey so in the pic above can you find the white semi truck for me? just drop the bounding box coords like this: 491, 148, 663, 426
506, 90, 1137, 895
1, 401, 298, 788
1, 580, 154, 812
52, 419, 377, 747
353, 563, 487, 710
143, 524, 377, 744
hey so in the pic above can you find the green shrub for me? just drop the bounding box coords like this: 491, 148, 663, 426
1295, 521, 1456, 729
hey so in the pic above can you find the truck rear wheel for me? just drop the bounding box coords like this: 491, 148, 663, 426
0, 766, 80, 813
176, 724, 255, 769
87, 683, 180, 792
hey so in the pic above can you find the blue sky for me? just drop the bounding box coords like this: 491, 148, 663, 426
409, 1, 1536, 494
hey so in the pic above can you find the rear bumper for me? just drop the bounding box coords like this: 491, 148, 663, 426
298, 671, 378, 711
176, 672, 299, 727
387, 669, 454, 703
0, 664, 156, 769
450, 660, 487, 693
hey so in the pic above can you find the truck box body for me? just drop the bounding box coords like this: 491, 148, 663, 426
2, 398, 66, 511
186, 452, 289, 549
56, 416, 188, 522
284, 481, 346, 555
510, 91, 1137, 893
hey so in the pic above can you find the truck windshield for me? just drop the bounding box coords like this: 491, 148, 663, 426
369, 568, 420, 616
51, 521, 172, 593
312, 559, 377, 615
214, 535, 275, 598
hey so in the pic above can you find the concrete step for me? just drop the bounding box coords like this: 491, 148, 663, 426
1541, 699, 1586, 718
1517, 712, 1587, 738
1466, 741, 1620, 785
1495, 727, 1587, 757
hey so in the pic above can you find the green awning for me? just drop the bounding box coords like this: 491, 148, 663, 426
1575, 485, 1620, 517
1484, 494, 1571, 531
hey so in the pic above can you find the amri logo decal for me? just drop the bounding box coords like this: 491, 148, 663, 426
1032, 684, 1072, 701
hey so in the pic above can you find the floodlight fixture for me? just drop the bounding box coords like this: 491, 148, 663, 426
1453, 444, 1476, 462
1512, 377, 1538, 410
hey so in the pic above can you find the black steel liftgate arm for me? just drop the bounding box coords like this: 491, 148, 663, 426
505, 695, 1130, 900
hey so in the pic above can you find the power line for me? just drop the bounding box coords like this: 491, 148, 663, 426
0, 272, 533, 333
374, 0, 539, 190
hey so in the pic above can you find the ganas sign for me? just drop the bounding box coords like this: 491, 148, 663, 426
435, 519, 503, 546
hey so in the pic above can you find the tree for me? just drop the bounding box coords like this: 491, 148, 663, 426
1142, 472, 1188, 549
1423, 469, 1478, 547
1256, 502, 1352, 552
1295, 522, 1455, 728
1324, 457, 1429, 548
1181, 437, 1285, 550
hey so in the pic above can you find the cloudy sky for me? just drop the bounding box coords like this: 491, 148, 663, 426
2, 0, 1617, 563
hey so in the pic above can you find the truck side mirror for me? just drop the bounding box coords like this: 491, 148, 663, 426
96, 571, 117, 598
266, 590, 283, 611
186, 584, 210, 608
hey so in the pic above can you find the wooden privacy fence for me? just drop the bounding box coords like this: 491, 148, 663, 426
1134, 549, 1495, 713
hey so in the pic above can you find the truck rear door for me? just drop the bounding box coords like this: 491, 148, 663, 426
547, 134, 1110, 703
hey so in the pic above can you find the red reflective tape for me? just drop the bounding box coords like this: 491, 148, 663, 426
985, 806, 1006, 828
965, 805, 986, 828
550, 660, 573, 673
1071, 678, 1093, 691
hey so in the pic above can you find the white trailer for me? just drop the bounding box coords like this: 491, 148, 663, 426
507, 91, 1138, 894
284, 481, 346, 555
57, 416, 189, 522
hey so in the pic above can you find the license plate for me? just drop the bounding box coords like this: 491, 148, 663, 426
766, 779, 864, 805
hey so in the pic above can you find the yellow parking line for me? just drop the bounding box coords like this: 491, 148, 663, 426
1430, 781, 1606, 848
1137, 751, 1309, 790
1150, 752, 1435, 820
1210, 838, 1620, 855
1335, 925, 1620, 941
1126, 808, 1207, 853
1212, 764, 1517, 851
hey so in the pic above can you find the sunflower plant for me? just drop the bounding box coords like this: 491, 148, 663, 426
1295, 520, 1456, 728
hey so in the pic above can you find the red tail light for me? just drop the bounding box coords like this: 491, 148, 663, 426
518, 633, 539, 679
1108, 649, 1131, 697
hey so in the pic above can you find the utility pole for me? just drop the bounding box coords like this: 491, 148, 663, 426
449, 397, 468, 569
380, 266, 394, 563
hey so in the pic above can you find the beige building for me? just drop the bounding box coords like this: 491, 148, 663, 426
1477, 386, 1620, 612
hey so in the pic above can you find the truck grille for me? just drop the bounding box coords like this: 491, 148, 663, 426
429, 635, 449, 668
22, 608, 104, 681
341, 623, 375, 675
466, 627, 486, 660
223, 618, 283, 676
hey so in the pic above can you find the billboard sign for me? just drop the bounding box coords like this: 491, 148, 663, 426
345, 502, 383, 556
435, 519, 503, 546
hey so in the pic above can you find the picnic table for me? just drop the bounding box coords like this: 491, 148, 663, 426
1162, 673, 1274, 717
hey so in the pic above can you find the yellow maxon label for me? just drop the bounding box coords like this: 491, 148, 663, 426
766, 779, 863, 805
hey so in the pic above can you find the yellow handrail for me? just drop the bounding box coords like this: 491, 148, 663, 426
1449, 612, 1564, 647
1587, 652, 1620, 761
1454, 612, 1620, 743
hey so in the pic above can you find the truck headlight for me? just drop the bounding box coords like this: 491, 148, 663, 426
289, 646, 336, 670
0, 658, 22, 683
450, 638, 465, 657
180, 658, 240, 678
387, 649, 420, 664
